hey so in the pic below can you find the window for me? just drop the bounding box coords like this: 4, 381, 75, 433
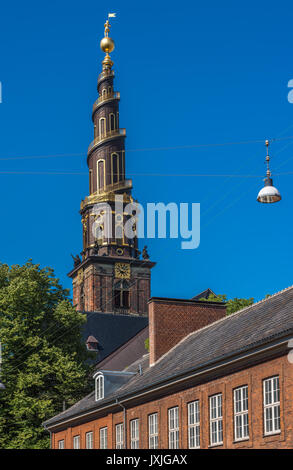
188, 400, 200, 448
100, 427, 108, 449
130, 419, 139, 449
95, 374, 104, 401
116, 423, 124, 449
109, 113, 115, 131
263, 376, 280, 435
209, 394, 223, 446
114, 280, 130, 309
234, 385, 249, 441
149, 413, 158, 449
168, 407, 179, 449
73, 435, 80, 449
58, 439, 65, 449
99, 117, 106, 137
112, 153, 119, 184
97, 159, 105, 191
86, 431, 93, 449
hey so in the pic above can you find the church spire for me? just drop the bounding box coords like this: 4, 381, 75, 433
80, 15, 137, 259
68, 16, 155, 316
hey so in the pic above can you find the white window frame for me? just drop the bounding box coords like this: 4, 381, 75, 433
263, 376, 280, 436
234, 385, 249, 441
116, 423, 124, 449
168, 407, 179, 449
148, 413, 158, 449
73, 435, 80, 449
58, 439, 65, 449
188, 400, 200, 448
130, 419, 139, 449
95, 373, 104, 401
86, 431, 93, 449
100, 427, 108, 449
209, 393, 223, 446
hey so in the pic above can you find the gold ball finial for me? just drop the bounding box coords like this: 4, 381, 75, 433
100, 36, 115, 54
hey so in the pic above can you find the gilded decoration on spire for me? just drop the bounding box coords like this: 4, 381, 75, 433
100, 14, 116, 71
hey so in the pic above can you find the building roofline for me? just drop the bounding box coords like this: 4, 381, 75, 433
148, 296, 226, 307
152, 284, 293, 366
44, 329, 293, 430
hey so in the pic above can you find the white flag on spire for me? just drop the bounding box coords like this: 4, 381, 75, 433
108, 13, 116, 18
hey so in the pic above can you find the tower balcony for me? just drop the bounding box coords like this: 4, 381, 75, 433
80, 179, 133, 210
92, 91, 120, 115
98, 69, 115, 84
88, 128, 126, 155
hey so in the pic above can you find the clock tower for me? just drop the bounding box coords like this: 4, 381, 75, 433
68, 18, 155, 316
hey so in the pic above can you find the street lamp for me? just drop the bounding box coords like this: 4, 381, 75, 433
257, 140, 281, 203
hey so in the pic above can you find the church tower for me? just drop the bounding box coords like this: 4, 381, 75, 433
69, 17, 155, 316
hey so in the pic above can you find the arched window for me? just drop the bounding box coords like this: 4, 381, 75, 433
116, 112, 119, 128
108, 86, 112, 95
109, 113, 115, 131
102, 88, 107, 97
112, 152, 119, 184
99, 117, 106, 137
97, 159, 105, 191
114, 280, 130, 309
95, 373, 104, 401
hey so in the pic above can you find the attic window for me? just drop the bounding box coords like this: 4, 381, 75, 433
95, 374, 104, 401
86, 335, 100, 352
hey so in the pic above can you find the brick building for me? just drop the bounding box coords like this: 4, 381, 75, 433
44, 286, 293, 449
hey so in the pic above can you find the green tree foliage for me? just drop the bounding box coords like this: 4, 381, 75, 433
199, 293, 254, 315
0, 261, 93, 449
144, 337, 149, 352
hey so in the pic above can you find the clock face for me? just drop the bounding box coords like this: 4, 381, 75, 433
115, 263, 131, 279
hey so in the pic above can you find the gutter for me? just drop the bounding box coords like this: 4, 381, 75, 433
116, 399, 127, 449
45, 333, 292, 431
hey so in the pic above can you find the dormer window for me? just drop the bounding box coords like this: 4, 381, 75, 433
93, 370, 136, 402
95, 373, 104, 401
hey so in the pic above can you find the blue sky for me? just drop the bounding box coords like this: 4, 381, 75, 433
0, 0, 293, 302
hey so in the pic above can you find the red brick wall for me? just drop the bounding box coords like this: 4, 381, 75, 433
149, 299, 226, 366
52, 354, 293, 449
72, 265, 151, 315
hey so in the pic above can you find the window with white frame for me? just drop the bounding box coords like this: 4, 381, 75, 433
168, 407, 179, 449
100, 427, 108, 449
148, 413, 158, 449
116, 423, 124, 449
263, 376, 280, 435
130, 419, 139, 449
234, 385, 249, 441
95, 374, 104, 401
209, 393, 223, 446
73, 435, 80, 449
86, 431, 93, 449
188, 400, 200, 448
58, 439, 65, 449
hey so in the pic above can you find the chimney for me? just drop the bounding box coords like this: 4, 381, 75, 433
148, 297, 226, 366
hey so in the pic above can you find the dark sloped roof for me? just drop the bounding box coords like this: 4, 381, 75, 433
82, 312, 148, 363
45, 286, 293, 427
93, 326, 149, 372
191, 288, 216, 301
